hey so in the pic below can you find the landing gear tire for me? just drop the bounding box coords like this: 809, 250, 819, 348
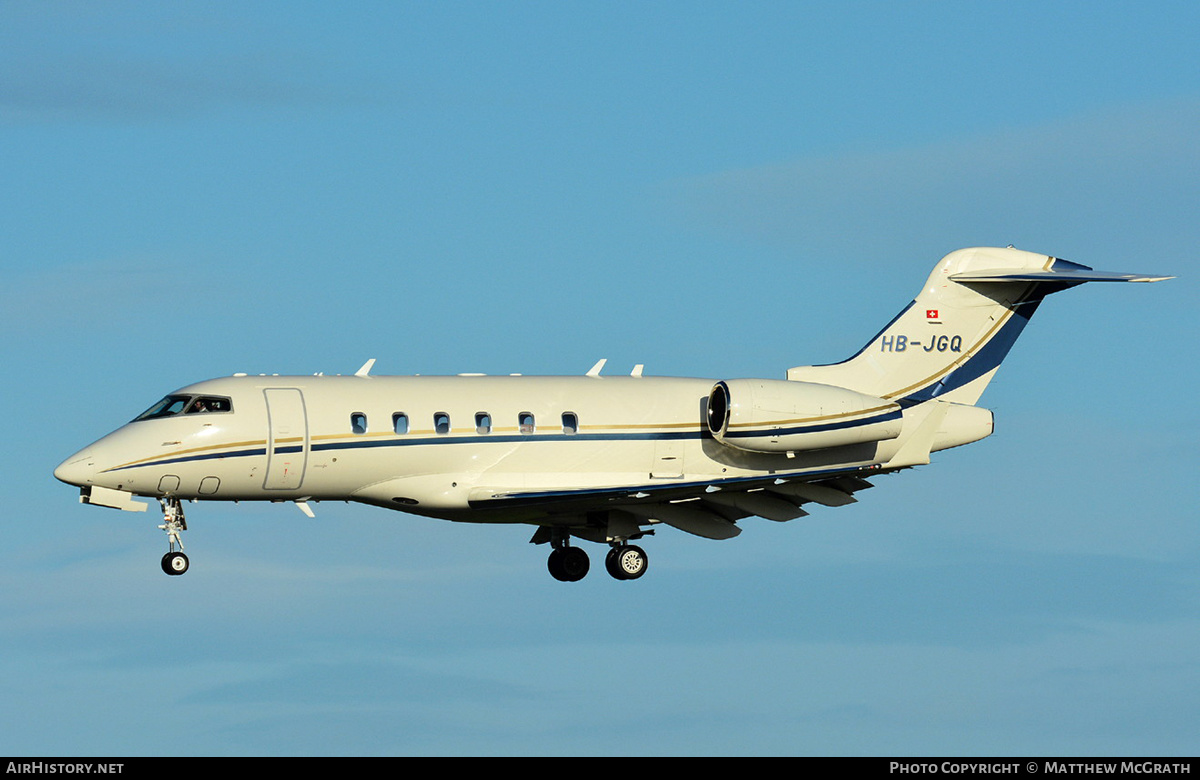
161, 551, 190, 576
547, 546, 590, 582
605, 545, 648, 580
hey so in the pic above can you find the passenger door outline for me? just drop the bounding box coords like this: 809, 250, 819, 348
264, 388, 309, 490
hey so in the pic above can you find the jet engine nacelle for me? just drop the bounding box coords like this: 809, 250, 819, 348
707, 378, 903, 454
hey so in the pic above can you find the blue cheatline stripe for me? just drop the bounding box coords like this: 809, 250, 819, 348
311, 429, 704, 454
104, 430, 706, 473
900, 296, 1044, 405
106, 406, 908, 474
105, 445, 269, 473
727, 408, 902, 440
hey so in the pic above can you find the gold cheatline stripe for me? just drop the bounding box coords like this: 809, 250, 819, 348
110, 437, 270, 471
108, 422, 710, 470
880, 280, 1038, 401
726, 403, 898, 430
586, 421, 698, 431
112, 432, 312, 471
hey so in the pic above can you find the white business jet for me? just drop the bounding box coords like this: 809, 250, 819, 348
54, 247, 1171, 581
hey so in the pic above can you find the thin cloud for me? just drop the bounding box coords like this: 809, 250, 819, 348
659, 98, 1200, 264
0, 52, 386, 125
0, 258, 180, 334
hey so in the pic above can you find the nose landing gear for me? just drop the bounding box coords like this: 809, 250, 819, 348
158, 497, 189, 576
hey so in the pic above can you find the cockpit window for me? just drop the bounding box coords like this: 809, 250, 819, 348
134, 395, 233, 421
135, 395, 190, 420
187, 396, 232, 414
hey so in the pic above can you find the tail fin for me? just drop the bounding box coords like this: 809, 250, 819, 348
788, 246, 1172, 406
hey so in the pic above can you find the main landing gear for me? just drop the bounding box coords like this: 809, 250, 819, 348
158, 497, 189, 576
546, 536, 649, 582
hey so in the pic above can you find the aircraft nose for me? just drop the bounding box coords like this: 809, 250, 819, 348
54, 449, 96, 487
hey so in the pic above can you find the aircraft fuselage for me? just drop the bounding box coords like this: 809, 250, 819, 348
57, 372, 955, 524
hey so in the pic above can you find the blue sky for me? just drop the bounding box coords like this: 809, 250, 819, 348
2, 1, 1197, 757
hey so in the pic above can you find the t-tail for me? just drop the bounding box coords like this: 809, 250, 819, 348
788, 246, 1173, 407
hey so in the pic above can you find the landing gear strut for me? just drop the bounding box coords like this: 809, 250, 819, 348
158, 497, 189, 576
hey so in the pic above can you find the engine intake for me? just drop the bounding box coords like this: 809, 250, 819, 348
707, 379, 902, 454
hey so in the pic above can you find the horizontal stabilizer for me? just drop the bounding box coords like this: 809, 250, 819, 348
950, 264, 1173, 284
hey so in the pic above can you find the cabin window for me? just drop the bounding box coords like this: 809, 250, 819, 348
519, 412, 535, 434
434, 412, 451, 434
351, 412, 368, 434
392, 413, 409, 434
475, 412, 492, 434
562, 412, 578, 435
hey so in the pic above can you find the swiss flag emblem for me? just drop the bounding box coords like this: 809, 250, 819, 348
926, 309, 939, 319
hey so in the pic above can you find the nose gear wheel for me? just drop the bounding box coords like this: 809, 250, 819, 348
161, 551, 190, 575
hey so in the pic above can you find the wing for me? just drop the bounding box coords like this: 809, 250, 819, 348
468, 470, 879, 543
